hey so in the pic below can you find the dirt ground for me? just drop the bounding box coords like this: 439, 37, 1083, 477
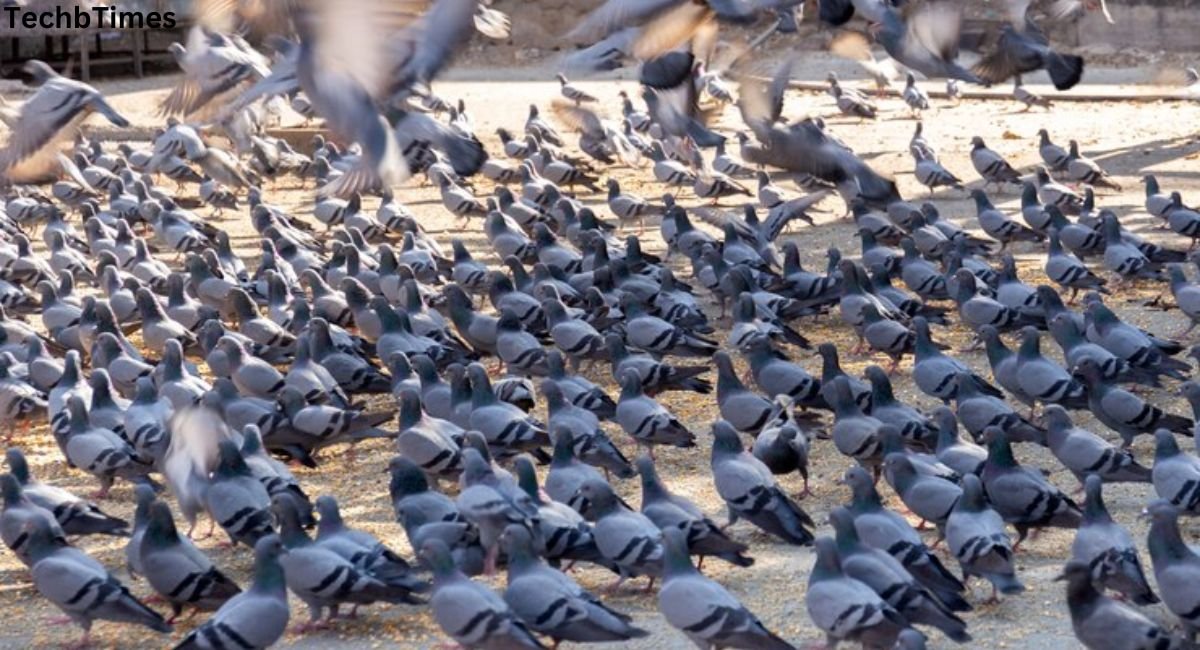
1, 56, 1200, 650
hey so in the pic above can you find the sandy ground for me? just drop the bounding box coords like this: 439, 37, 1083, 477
1, 62, 1200, 650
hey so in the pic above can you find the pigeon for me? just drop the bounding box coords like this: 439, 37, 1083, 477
657, 527, 794, 650
500, 524, 646, 644
713, 351, 776, 435
1066, 140, 1121, 190
953, 373, 1047, 445
969, 137, 1022, 189
23, 516, 170, 646
1038, 129, 1070, 172
981, 427, 1082, 548
1152, 430, 1200, 515
1058, 560, 1181, 650
864, 367, 934, 447
0, 472, 68, 566
0, 60, 130, 170
806, 536, 911, 650
1074, 358, 1193, 448
172, 535, 290, 650
1070, 475, 1158, 606
577, 478, 663, 590
884, 452, 962, 530
1045, 406, 1151, 485
5, 448, 127, 537
1145, 499, 1200, 641
139, 500, 242, 619
544, 429, 606, 514
710, 420, 814, 545
421, 539, 545, 649
542, 380, 633, 479
275, 497, 422, 629
946, 474, 1024, 600
912, 318, 1002, 403
203, 439, 274, 547
615, 369, 696, 455
1014, 326, 1088, 410
1045, 228, 1108, 299
1099, 213, 1160, 281
829, 507, 970, 643
839, 466, 965, 597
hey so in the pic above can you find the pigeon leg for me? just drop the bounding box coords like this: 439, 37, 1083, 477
66, 631, 91, 650
643, 577, 656, 593
484, 545, 499, 576
605, 575, 627, 594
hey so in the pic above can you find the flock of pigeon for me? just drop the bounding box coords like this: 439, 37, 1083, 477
0, 0, 1198, 648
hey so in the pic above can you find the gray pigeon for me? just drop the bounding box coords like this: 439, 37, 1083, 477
981, 427, 1081, 548
829, 508, 970, 643
5, 447, 127, 537
1058, 560, 1183, 650
511, 456, 606, 568
884, 454, 961, 529
457, 448, 535, 575
1, 472, 67, 566
1014, 326, 1088, 410
806, 536, 911, 649
932, 407, 987, 477
969, 137, 1022, 189
313, 496, 426, 594
714, 351, 776, 435
172, 535, 290, 650
544, 428, 606, 515
710, 420, 814, 545
543, 380, 633, 479
23, 516, 170, 646
1070, 475, 1158, 606
945, 474, 1024, 600
1074, 358, 1192, 448
825, 376, 884, 470
577, 478, 663, 590
203, 439, 274, 547
1045, 406, 1151, 486
501, 524, 647, 644
275, 498, 423, 630
467, 364, 550, 455
953, 373, 1046, 445
421, 539, 545, 649
1145, 499, 1200, 640
637, 455, 753, 568
1152, 430, 1200, 514
912, 318, 1002, 403
140, 501, 241, 619
615, 369, 696, 455
395, 389, 464, 481
840, 466, 967, 608
658, 527, 795, 650
751, 397, 811, 495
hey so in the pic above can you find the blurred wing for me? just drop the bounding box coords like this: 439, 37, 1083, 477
193, 0, 297, 33
549, 101, 605, 137
905, 1, 964, 61
632, 1, 715, 61
567, 0, 682, 42
829, 30, 875, 62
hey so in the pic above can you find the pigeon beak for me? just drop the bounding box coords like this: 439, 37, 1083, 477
1137, 508, 1151, 521
1051, 571, 1067, 582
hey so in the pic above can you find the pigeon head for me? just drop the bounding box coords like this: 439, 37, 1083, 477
958, 474, 987, 512
575, 478, 619, 517
419, 539, 457, 578
388, 456, 430, 498
5, 448, 29, 484
1142, 498, 1180, 526
0, 473, 22, 507
710, 420, 744, 454
498, 523, 538, 565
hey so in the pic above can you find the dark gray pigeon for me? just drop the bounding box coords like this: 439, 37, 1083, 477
981, 427, 1081, 548
500, 524, 647, 645
1014, 326, 1088, 410
421, 539, 545, 649
945, 474, 1024, 600
545, 428, 607, 514
1058, 560, 1182, 650
658, 527, 795, 650
912, 318, 1002, 403
741, 335, 825, 410
1070, 475, 1157, 606
637, 455, 753, 568
1145, 499, 1200, 641
751, 397, 811, 496
1045, 406, 1151, 486
172, 535, 290, 649
313, 496, 427, 594
711, 420, 814, 545
542, 380, 633, 479
864, 367, 934, 447
806, 536, 912, 649
511, 456, 607, 569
